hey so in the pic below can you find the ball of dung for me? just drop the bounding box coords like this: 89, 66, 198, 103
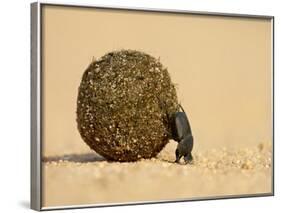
76, 50, 178, 161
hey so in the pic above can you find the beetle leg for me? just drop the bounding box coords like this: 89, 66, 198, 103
184, 153, 193, 164
175, 148, 181, 163
163, 128, 172, 139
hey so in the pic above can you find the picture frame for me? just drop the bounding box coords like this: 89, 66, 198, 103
31, 1, 274, 211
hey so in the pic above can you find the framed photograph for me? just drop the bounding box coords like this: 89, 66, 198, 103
31, 1, 274, 211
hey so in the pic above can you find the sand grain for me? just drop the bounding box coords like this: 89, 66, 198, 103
43, 142, 272, 207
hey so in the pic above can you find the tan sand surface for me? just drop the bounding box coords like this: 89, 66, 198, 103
42, 142, 272, 207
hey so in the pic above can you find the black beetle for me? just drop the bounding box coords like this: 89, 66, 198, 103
170, 105, 194, 164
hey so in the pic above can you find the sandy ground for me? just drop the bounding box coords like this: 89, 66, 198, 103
42, 142, 272, 207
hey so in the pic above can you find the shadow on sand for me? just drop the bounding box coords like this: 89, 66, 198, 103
42, 152, 106, 163
43, 153, 177, 164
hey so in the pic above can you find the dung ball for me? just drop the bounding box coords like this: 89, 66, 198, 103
76, 50, 179, 161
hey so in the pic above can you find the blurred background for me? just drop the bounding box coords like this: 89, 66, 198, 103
42, 5, 272, 156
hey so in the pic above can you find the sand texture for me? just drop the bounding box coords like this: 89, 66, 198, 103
42, 142, 272, 207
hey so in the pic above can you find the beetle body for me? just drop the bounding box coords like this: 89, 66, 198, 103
171, 112, 191, 141
171, 105, 194, 164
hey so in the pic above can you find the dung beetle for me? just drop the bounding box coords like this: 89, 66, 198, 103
170, 105, 194, 164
